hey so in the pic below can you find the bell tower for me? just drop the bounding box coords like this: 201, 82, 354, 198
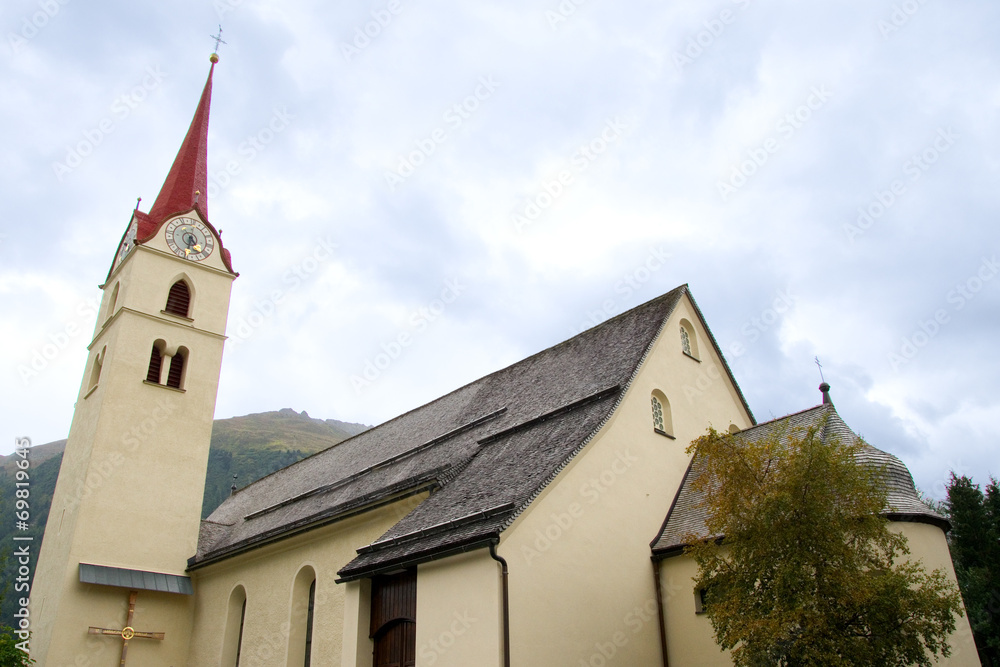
30, 54, 237, 667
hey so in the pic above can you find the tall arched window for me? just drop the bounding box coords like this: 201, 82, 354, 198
221, 586, 248, 667
651, 390, 674, 438
287, 566, 317, 667
166, 347, 187, 389
145, 342, 164, 384
165, 280, 191, 317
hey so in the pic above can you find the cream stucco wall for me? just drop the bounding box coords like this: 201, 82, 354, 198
30, 216, 234, 667
414, 550, 503, 667
498, 294, 752, 666
187, 494, 425, 667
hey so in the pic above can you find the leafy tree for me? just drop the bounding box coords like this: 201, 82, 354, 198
685, 418, 964, 667
945, 473, 1000, 666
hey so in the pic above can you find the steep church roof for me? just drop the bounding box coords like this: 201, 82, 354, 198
650, 403, 948, 558
191, 285, 753, 577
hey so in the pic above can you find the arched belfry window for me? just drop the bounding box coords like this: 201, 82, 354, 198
145, 341, 165, 384
651, 390, 674, 438
165, 280, 191, 318
287, 566, 317, 667
87, 347, 105, 393
104, 283, 120, 324
222, 585, 247, 667
679, 319, 700, 360
371, 569, 416, 667
167, 347, 187, 389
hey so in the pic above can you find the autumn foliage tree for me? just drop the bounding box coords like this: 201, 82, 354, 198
684, 418, 963, 667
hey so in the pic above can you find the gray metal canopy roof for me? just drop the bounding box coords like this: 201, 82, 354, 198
79, 563, 193, 595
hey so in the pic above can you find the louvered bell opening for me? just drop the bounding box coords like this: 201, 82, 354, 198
145, 347, 162, 384
167, 353, 184, 389
165, 281, 191, 317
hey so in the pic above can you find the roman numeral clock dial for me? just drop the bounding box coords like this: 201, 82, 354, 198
165, 217, 215, 261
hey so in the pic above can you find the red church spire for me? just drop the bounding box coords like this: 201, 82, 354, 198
146, 55, 216, 226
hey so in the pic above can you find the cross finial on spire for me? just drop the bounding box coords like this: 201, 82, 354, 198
210, 25, 227, 55
815, 357, 832, 405
814, 356, 826, 383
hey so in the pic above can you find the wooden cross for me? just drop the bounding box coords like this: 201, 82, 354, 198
88, 590, 165, 666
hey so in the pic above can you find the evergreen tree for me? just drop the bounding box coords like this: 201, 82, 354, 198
685, 419, 964, 667
946, 473, 1000, 666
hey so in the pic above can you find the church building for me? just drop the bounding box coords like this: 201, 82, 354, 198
30, 55, 979, 667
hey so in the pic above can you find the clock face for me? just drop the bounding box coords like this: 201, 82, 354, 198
115, 221, 138, 270
165, 217, 215, 261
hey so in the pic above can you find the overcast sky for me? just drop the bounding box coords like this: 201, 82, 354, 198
2, 0, 997, 498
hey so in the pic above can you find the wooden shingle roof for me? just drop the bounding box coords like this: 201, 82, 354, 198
650, 404, 948, 559
193, 284, 751, 577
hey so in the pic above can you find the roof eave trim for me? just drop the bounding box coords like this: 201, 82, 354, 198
336, 536, 499, 583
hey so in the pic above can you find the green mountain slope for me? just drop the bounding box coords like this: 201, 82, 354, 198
0, 409, 367, 628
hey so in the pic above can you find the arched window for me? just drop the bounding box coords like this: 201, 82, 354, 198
371, 569, 416, 667
679, 319, 700, 360
165, 280, 191, 317
87, 347, 105, 392
221, 585, 247, 667
651, 390, 674, 438
104, 283, 120, 324
145, 342, 164, 384
728, 424, 740, 434
287, 566, 317, 667
166, 347, 187, 389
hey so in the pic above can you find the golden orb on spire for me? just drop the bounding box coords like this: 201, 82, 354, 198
210, 53, 219, 63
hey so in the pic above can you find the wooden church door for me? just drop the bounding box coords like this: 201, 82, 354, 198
371, 569, 417, 667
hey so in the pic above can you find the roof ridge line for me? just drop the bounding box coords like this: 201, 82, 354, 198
477, 386, 620, 446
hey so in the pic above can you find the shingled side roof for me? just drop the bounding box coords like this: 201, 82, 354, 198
650, 404, 948, 559
191, 285, 749, 577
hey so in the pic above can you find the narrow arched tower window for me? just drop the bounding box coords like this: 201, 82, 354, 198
167, 349, 186, 389
165, 280, 191, 317
145, 345, 163, 384
104, 283, 120, 324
